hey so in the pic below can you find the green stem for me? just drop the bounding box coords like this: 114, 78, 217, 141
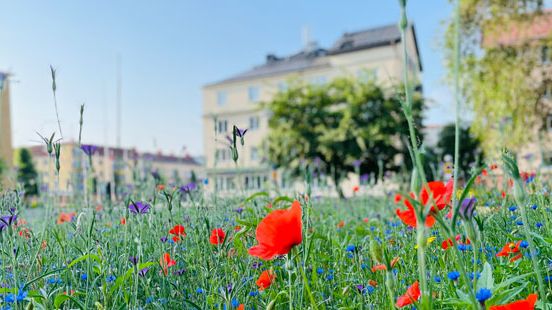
451, 0, 461, 211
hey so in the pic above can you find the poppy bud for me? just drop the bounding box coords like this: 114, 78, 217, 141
369, 240, 383, 264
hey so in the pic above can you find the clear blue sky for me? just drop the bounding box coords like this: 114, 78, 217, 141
0, 1, 454, 156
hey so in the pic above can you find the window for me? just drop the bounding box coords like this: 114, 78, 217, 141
248, 86, 260, 102
249, 116, 260, 130
278, 81, 288, 92
310, 76, 326, 85
544, 83, 552, 99
542, 46, 551, 64
357, 68, 378, 82
217, 91, 227, 106
216, 120, 228, 133
251, 147, 259, 161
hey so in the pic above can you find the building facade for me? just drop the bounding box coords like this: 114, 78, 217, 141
28, 142, 202, 197
203, 24, 422, 192
0, 72, 13, 181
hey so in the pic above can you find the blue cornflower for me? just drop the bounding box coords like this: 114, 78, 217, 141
81, 273, 88, 281
516, 221, 524, 226
468, 272, 480, 280
346, 245, 356, 252
531, 204, 538, 210
509, 205, 517, 212
4, 294, 15, 303
434, 275, 441, 283
16, 290, 27, 302
476, 288, 492, 302
249, 291, 259, 297
196, 288, 204, 294
326, 274, 334, 281
231, 298, 239, 308
447, 271, 460, 281
316, 267, 324, 275
145, 296, 154, 304
366, 285, 375, 294
545, 276, 552, 283
536, 222, 543, 228
520, 240, 529, 248
106, 275, 116, 283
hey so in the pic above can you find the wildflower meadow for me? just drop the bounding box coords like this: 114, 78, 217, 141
1, 1, 552, 309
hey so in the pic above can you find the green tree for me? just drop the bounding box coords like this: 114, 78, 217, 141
436, 123, 484, 177
17, 148, 38, 196
444, 0, 547, 156
265, 77, 424, 198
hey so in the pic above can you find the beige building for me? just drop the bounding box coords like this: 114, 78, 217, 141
203, 24, 422, 192
0, 72, 13, 180
28, 142, 202, 197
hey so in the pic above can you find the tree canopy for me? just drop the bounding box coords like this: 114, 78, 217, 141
444, 0, 549, 156
264, 77, 424, 196
436, 123, 484, 177
17, 148, 38, 196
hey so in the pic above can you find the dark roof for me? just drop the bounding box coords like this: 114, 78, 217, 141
328, 24, 401, 55
207, 24, 421, 86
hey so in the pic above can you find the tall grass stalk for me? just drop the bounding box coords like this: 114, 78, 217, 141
397, 1, 431, 308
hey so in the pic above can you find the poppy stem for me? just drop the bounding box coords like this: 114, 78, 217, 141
286, 254, 294, 310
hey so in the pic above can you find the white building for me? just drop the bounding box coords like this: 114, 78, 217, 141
203, 24, 422, 192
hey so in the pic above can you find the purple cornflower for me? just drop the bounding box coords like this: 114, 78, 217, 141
80, 144, 98, 156
138, 267, 150, 277
173, 268, 186, 276
353, 159, 363, 168
235, 128, 248, 138
234, 207, 244, 214
128, 201, 151, 215
160, 236, 168, 243
180, 182, 197, 193
0, 214, 17, 232
459, 198, 477, 220
129, 256, 138, 265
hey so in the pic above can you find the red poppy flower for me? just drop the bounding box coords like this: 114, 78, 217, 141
353, 185, 360, 193
120, 217, 126, 225
337, 220, 345, 228
395, 180, 453, 228
209, 228, 226, 245
19, 228, 31, 239
442, 235, 471, 250
237, 305, 244, 310
256, 270, 276, 290
490, 163, 498, 170
368, 279, 378, 287
170, 224, 186, 237
57, 212, 76, 224
160, 253, 176, 276
363, 217, 369, 223
489, 294, 537, 310
394, 193, 402, 203
501, 191, 506, 198
248, 200, 302, 260
482, 168, 488, 176
496, 241, 521, 257
371, 264, 386, 272
396, 281, 420, 308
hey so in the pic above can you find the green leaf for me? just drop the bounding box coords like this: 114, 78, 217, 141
477, 262, 494, 291
53, 294, 85, 309
67, 254, 101, 268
